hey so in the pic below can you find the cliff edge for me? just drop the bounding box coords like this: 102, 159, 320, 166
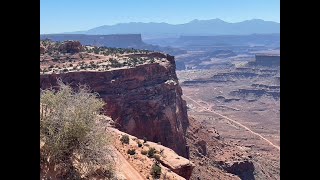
40, 47, 190, 157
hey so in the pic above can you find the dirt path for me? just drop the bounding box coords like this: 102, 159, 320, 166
111, 146, 145, 180
183, 95, 280, 151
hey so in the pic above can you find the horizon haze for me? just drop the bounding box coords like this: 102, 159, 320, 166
41, 18, 280, 39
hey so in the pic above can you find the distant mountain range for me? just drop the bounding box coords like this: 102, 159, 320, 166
62, 19, 279, 38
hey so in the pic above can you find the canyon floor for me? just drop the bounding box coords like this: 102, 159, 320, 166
177, 66, 280, 180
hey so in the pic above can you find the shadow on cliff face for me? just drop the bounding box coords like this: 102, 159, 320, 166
221, 161, 255, 180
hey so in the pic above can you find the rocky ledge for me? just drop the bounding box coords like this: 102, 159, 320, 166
111, 128, 195, 179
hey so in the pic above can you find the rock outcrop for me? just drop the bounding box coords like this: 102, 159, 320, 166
40, 53, 190, 157
254, 54, 280, 67
219, 160, 255, 180
111, 128, 195, 180
195, 140, 207, 156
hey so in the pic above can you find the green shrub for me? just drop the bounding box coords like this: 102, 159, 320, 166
127, 149, 136, 155
109, 59, 122, 68
148, 147, 157, 158
40, 80, 113, 178
150, 163, 161, 179
120, 134, 130, 144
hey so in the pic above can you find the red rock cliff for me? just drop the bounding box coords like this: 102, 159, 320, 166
40, 54, 190, 157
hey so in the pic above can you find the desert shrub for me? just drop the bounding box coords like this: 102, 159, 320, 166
63, 68, 68, 72
120, 134, 130, 144
93, 47, 100, 54
109, 59, 122, 68
141, 150, 148, 155
40, 80, 113, 178
127, 149, 136, 155
150, 162, 161, 179
138, 142, 143, 147
148, 147, 157, 158
91, 64, 97, 68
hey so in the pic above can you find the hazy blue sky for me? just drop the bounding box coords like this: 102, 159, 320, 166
40, 0, 280, 34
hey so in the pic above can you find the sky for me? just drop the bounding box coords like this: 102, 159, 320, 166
40, 0, 280, 34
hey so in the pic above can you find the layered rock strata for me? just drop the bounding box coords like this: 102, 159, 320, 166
40, 54, 190, 157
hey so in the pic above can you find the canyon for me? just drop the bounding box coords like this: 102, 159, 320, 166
40, 39, 279, 179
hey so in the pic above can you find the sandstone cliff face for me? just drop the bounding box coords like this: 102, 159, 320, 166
254, 55, 280, 67
40, 55, 190, 157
